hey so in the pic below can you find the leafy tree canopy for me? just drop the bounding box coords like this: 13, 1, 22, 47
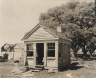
39, 1, 96, 57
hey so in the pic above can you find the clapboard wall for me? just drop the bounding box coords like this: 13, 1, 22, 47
28, 27, 57, 40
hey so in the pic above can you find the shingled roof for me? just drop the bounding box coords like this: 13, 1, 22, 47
22, 24, 71, 41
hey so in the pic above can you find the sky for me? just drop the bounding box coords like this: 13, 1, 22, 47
0, 0, 95, 49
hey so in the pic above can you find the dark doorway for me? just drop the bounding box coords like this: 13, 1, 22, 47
36, 43, 44, 65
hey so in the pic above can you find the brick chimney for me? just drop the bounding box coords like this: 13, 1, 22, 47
57, 26, 62, 32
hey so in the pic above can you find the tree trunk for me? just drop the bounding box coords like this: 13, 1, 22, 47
74, 46, 79, 58
82, 42, 87, 57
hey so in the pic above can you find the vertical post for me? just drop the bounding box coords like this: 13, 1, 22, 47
55, 42, 58, 68
24, 43, 27, 65
13, 51, 14, 63
95, 0, 96, 16
33, 43, 36, 66
44, 42, 47, 66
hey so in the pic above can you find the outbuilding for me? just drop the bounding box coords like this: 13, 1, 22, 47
0, 43, 24, 61
13, 43, 24, 62
22, 24, 71, 72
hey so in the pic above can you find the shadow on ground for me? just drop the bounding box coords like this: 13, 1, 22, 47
69, 63, 83, 70
59, 62, 83, 72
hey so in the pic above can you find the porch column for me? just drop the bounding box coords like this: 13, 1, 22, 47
44, 42, 47, 66
24, 43, 27, 65
33, 43, 36, 66
55, 42, 58, 67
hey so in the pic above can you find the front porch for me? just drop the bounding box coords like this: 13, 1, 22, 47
24, 41, 59, 70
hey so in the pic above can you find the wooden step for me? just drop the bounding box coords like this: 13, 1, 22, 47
30, 65, 44, 72
35, 67, 43, 70
35, 65, 44, 68
32, 69, 40, 72
35, 65, 44, 67
32, 67, 43, 70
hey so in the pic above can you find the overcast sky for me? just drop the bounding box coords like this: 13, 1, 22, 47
0, 0, 94, 48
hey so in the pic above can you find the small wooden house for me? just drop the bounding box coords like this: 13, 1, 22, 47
22, 24, 71, 72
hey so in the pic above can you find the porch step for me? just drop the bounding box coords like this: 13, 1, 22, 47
32, 69, 40, 72
32, 65, 44, 72
35, 65, 44, 68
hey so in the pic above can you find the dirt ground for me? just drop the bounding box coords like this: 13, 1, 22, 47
35, 58, 96, 78
0, 56, 96, 78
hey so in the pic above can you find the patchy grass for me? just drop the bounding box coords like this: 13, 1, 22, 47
35, 59, 96, 78
0, 55, 96, 78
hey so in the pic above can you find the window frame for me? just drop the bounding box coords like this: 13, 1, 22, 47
26, 44, 34, 57
47, 43, 55, 57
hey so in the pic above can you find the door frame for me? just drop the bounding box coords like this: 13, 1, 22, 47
36, 43, 44, 65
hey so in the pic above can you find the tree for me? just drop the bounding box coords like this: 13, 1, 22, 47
39, 1, 96, 57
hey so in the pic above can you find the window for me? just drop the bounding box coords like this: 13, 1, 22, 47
26, 44, 33, 56
47, 43, 55, 57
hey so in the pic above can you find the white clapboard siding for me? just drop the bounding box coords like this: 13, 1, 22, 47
28, 27, 57, 40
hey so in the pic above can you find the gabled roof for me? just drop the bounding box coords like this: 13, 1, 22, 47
1, 43, 15, 52
22, 24, 71, 41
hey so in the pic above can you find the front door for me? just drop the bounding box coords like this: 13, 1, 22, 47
36, 43, 44, 65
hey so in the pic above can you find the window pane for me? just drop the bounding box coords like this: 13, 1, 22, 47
47, 43, 49, 46
53, 47, 55, 49
29, 45, 33, 50
53, 43, 55, 47
47, 43, 55, 50
48, 47, 50, 49
48, 50, 55, 57
27, 51, 33, 56
50, 47, 52, 49
27, 44, 33, 50
51, 43, 52, 46
47, 43, 55, 48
